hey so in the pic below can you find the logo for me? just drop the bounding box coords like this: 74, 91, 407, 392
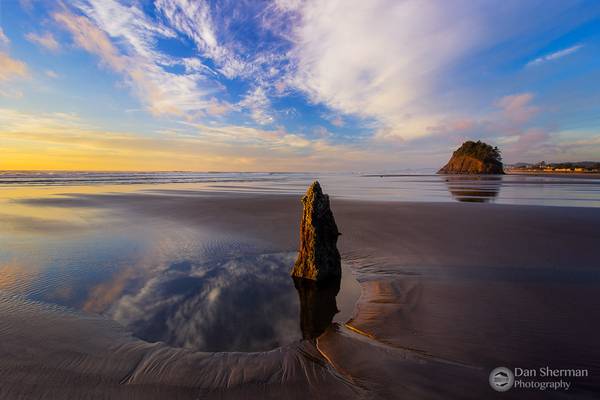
490, 367, 515, 392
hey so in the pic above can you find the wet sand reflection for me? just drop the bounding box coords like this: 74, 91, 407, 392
443, 175, 501, 203
293, 276, 341, 339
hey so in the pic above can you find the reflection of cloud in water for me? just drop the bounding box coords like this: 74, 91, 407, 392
0, 260, 41, 293
0, 202, 358, 353
83, 267, 139, 314
0, 213, 91, 234
443, 176, 502, 203
106, 253, 303, 352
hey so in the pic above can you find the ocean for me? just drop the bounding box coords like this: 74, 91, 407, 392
2, 170, 600, 207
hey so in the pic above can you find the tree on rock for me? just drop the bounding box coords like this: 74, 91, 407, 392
438, 140, 504, 174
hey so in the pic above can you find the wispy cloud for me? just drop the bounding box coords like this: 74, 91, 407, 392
320, 112, 344, 127
0, 53, 29, 81
0, 107, 378, 170
495, 92, 539, 124
413, 91, 554, 162
155, 0, 248, 79
155, 0, 290, 83
503, 127, 552, 160
18, 0, 35, 13
526, 44, 583, 67
45, 69, 59, 79
0, 28, 9, 48
238, 86, 274, 125
54, 1, 224, 118
154, 0, 292, 125
25, 31, 61, 52
0, 27, 29, 97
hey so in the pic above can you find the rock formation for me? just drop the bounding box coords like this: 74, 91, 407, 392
291, 181, 341, 282
438, 140, 504, 174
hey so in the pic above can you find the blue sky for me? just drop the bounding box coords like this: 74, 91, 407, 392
0, 0, 599, 171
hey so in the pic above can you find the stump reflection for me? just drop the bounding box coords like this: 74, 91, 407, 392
293, 276, 340, 339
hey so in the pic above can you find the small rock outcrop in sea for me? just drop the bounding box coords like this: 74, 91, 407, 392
438, 140, 504, 174
291, 181, 341, 282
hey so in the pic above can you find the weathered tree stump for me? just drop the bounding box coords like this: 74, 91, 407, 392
291, 181, 341, 282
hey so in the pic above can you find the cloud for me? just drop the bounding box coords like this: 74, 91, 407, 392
495, 92, 539, 124
501, 128, 600, 163
0, 53, 29, 81
313, 126, 332, 138
155, 0, 248, 79
4, 103, 591, 170
25, 31, 61, 52
556, 135, 600, 160
54, 12, 128, 74
0, 28, 29, 94
320, 112, 344, 127
5, 0, 596, 168
206, 99, 231, 116
19, 0, 35, 13
153, 0, 293, 127
54, 2, 223, 118
45, 69, 59, 79
0, 107, 380, 171
0, 28, 9, 48
330, 116, 344, 127
238, 86, 274, 125
503, 128, 551, 160
261, 0, 592, 145
425, 92, 541, 138
526, 44, 583, 67
155, 0, 290, 84
408, 91, 556, 163
281, 0, 484, 141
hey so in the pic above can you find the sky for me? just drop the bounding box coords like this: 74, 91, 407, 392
0, 0, 599, 171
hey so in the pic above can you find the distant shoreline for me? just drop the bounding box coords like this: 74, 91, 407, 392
506, 170, 600, 179
363, 171, 600, 179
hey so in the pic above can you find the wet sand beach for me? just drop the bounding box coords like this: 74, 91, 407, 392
4, 0, 600, 398
1, 187, 600, 399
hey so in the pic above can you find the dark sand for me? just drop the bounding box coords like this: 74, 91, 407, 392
2, 191, 600, 399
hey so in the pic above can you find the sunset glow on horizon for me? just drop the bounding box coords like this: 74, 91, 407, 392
1, 1, 599, 171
